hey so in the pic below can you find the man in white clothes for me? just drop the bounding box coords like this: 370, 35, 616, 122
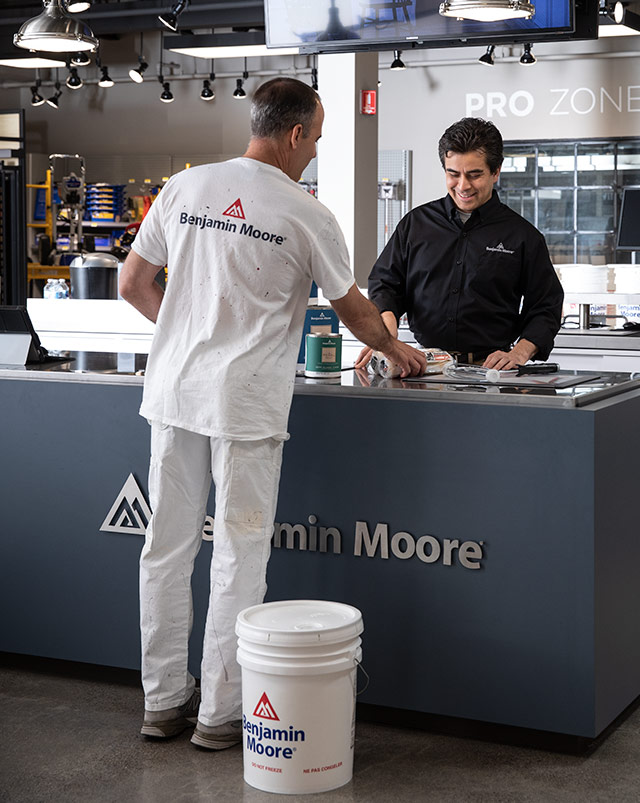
120, 77, 425, 750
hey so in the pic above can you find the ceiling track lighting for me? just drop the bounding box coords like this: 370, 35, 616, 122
46, 76, 62, 109
439, 0, 534, 22
200, 59, 215, 101
233, 59, 248, 99
159, 77, 175, 103
158, 0, 190, 33
71, 51, 90, 66
599, 1, 625, 23
519, 42, 536, 65
66, 64, 83, 89
30, 77, 45, 106
478, 44, 495, 65
599, 2, 640, 35
14, 0, 98, 54
130, 34, 148, 83
96, 57, 114, 89
65, 0, 91, 12
390, 49, 406, 70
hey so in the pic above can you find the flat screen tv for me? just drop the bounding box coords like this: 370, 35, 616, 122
617, 189, 640, 251
265, 0, 597, 54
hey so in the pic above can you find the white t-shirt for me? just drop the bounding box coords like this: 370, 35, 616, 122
132, 157, 353, 440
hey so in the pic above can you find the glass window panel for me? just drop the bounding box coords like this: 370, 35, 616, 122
538, 143, 575, 187
577, 188, 615, 231
544, 233, 575, 265
576, 233, 616, 264
500, 145, 536, 189
577, 143, 615, 186
617, 142, 640, 185
500, 190, 535, 224
538, 189, 574, 231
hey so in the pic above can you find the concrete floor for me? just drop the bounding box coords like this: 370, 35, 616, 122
2, 654, 640, 803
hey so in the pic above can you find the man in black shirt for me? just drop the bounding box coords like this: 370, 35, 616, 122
358, 118, 563, 370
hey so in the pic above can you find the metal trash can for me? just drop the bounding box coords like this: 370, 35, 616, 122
69, 253, 120, 299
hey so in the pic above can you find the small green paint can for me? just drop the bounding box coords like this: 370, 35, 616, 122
305, 332, 342, 378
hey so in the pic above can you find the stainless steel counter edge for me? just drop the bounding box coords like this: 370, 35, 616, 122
4, 364, 638, 409
0, 368, 144, 387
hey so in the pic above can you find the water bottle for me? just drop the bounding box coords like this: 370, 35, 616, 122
43, 279, 58, 299
58, 279, 69, 299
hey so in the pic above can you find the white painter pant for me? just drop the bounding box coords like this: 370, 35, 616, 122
140, 422, 284, 727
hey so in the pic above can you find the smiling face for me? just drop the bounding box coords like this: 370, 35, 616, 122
443, 149, 501, 213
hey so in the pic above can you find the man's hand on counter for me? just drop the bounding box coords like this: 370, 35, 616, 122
482, 338, 538, 370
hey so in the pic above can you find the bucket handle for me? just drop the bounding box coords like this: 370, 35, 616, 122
355, 658, 370, 696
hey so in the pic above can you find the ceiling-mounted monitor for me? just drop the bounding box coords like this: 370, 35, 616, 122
265, 0, 598, 54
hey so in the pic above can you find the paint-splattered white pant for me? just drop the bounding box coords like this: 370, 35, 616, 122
140, 422, 284, 726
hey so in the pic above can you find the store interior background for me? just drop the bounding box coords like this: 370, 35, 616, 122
0, 2, 639, 291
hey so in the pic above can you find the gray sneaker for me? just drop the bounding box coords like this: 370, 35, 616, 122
140, 688, 201, 739
191, 719, 243, 750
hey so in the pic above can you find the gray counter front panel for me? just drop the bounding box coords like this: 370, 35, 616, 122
2, 377, 640, 739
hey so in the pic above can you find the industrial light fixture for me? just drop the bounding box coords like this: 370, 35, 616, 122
158, 0, 190, 32
159, 78, 174, 102
65, 1, 91, 11
200, 59, 215, 101
165, 31, 299, 59
390, 50, 406, 70
66, 65, 83, 89
439, 0, 534, 22
30, 77, 45, 106
519, 42, 536, 65
478, 44, 495, 65
599, 1, 640, 36
233, 78, 246, 99
14, 0, 98, 53
46, 77, 62, 109
98, 65, 114, 87
70, 51, 91, 66
200, 79, 214, 101
157, 33, 174, 102
129, 34, 148, 83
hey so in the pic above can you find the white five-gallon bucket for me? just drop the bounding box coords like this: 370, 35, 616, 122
236, 599, 363, 795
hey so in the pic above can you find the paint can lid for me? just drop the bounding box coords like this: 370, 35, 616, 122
236, 599, 363, 646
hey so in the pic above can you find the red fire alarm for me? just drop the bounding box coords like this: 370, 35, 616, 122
361, 90, 377, 115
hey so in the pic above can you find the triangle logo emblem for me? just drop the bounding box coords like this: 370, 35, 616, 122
252, 691, 279, 721
222, 198, 245, 219
100, 473, 152, 536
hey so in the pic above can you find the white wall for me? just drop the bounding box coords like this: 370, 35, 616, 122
377, 37, 640, 205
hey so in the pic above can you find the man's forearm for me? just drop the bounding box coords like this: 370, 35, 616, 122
119, 251, 165, 323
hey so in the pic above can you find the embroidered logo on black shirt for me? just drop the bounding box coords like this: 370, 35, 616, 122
486, 242, 515, 254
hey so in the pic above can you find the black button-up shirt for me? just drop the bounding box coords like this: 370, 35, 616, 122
368, 191, 564, 360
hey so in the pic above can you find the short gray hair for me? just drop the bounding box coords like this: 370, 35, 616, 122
251, 77, 320, 139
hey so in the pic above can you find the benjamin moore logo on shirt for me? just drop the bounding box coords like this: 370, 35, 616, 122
486, 242, 515, 254
179, 197, 287, 245
223, 198, 245, 219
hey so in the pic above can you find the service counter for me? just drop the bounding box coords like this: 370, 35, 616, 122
3, 354, 640, 743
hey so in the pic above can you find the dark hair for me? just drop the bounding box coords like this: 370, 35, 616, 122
250, 77, 320, 139
438, 118, 504, 174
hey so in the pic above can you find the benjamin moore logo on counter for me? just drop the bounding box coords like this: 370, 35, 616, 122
100, 474, 152, 535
